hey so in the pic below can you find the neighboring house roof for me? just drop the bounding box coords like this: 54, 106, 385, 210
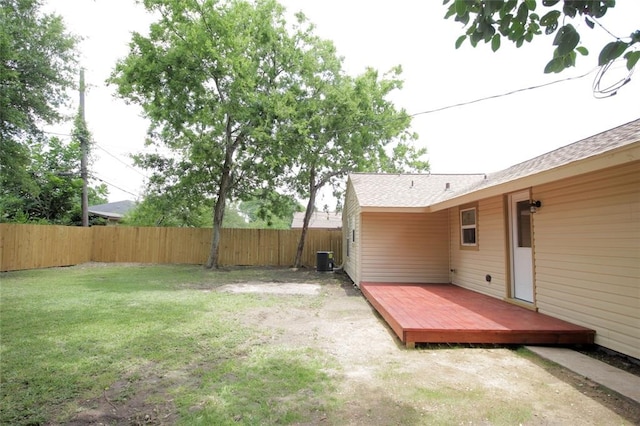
349, 118, 640, 212
291, 211, 342, 229
88, 200, 136, 220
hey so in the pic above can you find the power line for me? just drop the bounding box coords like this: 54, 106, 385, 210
409, 67, 597, 119
43, 66, 614, 156
94, 143, 149, 179
91, 174, 139, 198
43, 130, 72, 137
300, 67, 600, 142
41, 130, 149, 178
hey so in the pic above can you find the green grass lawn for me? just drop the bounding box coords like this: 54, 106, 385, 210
0, 265, 337, 425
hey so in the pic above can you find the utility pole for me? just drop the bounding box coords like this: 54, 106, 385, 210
79, 69, 89, 227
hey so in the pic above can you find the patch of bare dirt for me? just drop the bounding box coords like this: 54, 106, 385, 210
66, 363, 181, 426
218, 282, 321, 295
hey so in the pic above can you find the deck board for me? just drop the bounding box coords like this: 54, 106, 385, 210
360, 283, 595, 348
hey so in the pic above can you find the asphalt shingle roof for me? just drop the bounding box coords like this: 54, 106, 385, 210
349, 118, 640, 209
350, 173, 486, 208
452, 118, 640, 197
88, 200, 136, 219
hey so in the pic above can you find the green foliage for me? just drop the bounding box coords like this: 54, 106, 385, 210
275, 41, 428, 196
0, 110, 106, 225
0, 0, 94, 224
230, 192, 303, 229
1, 137, 84, 224
0, 0, 78, 142
444, 0, 639, 73
276, 35, 428, 265
123, 190, 299, 229
0, 138, 34, 217
123, 192, 212, 227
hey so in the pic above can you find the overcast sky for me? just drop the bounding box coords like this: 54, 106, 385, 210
43, 0, 640, 205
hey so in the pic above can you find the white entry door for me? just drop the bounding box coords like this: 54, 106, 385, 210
509, 191, 534, 303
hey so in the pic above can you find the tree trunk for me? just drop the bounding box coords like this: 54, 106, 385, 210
293, 171, 318, 268
206, 130, 236, 269
206, 191, 227, 269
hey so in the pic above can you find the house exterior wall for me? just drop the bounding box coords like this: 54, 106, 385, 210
447, 162, 640, 359
345, 139, 639, 358
360, 211, 449, 283
449, 195, 507, 300
532, 161, 640, 359
342, 180, 362, 285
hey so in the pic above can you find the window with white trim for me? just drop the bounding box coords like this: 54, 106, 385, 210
460, 207, 477, 246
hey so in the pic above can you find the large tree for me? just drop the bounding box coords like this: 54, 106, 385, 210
280, 57, 428, 267
0, 0, 78, 173
110, 0, 325, 268
444, 0, 640, 74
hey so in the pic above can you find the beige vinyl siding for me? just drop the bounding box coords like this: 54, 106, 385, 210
449, 195, 506, 299
342, 180, 362, 285
532, 161, 640, 359
360, 211, 449, 283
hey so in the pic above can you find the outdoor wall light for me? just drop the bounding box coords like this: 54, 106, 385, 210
530, 200, 542, 213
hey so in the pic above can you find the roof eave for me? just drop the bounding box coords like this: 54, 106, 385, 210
88, 211, 125, 219
360, 206, 431, 214
428, 141, 640, 212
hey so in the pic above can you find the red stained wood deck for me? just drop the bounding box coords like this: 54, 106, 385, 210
360, 283, 595, 348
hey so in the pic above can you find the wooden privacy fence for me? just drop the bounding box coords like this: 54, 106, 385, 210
0, 224, 342, 272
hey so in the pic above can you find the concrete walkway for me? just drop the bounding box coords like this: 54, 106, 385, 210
526, 346, 640, 404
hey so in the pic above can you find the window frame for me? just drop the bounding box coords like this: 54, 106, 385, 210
459, 204, 479, 250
